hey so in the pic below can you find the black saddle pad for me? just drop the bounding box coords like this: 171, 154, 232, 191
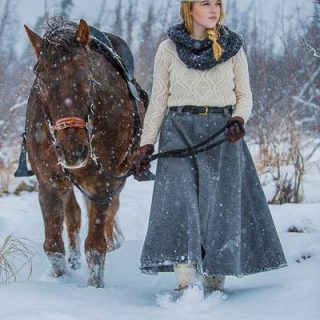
89, 26, 134, 80
105, 33, 134, 79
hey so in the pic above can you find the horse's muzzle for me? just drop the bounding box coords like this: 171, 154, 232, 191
52, 117, 90, 170
58, 144, 89, 169
55, 127, 90, 170
61, 159, 88, 170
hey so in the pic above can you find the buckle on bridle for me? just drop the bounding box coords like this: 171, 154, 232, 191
199, 106, 208, 115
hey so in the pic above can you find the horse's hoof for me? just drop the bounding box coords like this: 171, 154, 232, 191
87, 278, 104, 288
52, 270, 65, 278
47, 252, 67, 277
68, 251, 81, 270
68, 257, 81, 270
86, 251, 105, 288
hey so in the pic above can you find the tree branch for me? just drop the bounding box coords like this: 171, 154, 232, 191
292, 97, 319, 110
301, 38, 320, 59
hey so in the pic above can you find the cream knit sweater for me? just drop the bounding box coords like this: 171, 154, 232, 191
140, 39, 253, 146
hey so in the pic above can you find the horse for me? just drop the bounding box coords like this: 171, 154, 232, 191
24, 18, 146, 287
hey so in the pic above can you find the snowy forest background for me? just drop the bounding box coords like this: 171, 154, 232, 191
0, 0, 319, 201
0, 1, 319, 319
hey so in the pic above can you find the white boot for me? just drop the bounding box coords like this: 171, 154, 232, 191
203, 275, 226, 295
173, 263, 198, 291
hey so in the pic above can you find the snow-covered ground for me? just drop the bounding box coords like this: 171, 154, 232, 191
0, 164, 319, 320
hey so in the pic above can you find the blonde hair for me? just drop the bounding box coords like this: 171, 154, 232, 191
180, 1, 225, 60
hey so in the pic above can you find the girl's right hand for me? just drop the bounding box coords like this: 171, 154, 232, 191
133, 144, 155, 176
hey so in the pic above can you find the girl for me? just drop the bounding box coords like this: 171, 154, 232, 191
134, 0, 287, 295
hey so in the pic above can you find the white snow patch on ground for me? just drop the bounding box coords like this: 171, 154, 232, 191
0, 169, 319, 319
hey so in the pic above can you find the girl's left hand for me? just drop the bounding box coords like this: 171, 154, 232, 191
225, 116, 245, 143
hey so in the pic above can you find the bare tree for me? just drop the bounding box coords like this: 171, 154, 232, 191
112, 0, 124, 37
94, 0, 107, 29
293, 0, 320, 116
60, 0, 74, 18
125, 0, 137, 48
303, 0, 320, 58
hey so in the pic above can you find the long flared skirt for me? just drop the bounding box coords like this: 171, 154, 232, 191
140, 108, 287, 277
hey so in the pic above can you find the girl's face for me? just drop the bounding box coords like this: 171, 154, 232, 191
190, 0, 221, 30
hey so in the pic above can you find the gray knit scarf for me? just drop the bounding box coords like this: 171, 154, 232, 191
167, 23, 243, 71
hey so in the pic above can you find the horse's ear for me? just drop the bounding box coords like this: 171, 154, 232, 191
75, 19, 90, 49
24, 25, 43, 57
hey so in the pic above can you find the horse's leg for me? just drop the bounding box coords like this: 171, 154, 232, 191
64, 190, 81, 270
85, 201, 108, 288
38, 183, 67, 277
85, 194, 120, 288
105, 194, 120, 251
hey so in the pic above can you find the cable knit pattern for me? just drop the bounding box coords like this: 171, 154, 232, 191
140, 39, 253, 146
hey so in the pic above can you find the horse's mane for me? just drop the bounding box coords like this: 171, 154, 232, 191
41, 17, 79, 62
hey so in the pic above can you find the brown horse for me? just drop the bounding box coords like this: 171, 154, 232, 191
24, 18, 145, 287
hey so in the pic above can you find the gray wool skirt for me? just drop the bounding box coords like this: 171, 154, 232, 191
140, 107, 287, 277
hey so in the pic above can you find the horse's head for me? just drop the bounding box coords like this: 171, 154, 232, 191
25, 18, 94, 170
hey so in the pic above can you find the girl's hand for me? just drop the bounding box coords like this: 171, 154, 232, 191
133, 144, 154, 176
225, 116, 245, 143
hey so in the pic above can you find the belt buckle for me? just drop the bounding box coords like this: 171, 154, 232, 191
199, 106, 208, 115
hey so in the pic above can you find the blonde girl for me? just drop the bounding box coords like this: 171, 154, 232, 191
134, 0, 287, 295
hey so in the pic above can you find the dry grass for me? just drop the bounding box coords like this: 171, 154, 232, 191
0, 235, 35, 284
